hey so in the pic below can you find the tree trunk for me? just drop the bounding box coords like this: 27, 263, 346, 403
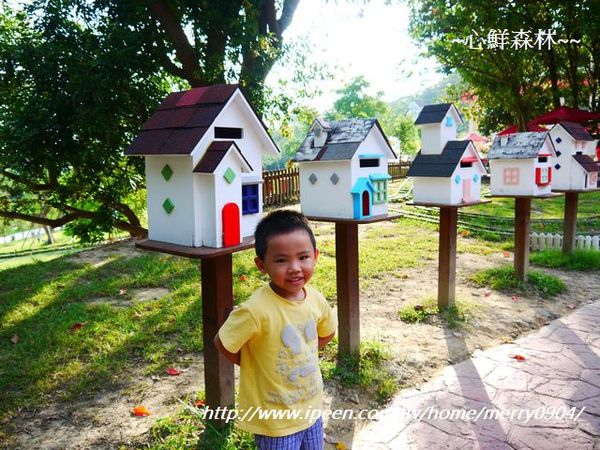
43, 225, 55, 245
543, 48, 561, 108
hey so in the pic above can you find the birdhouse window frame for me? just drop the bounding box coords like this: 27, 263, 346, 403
503, 168, 520, 185
215, 127, 243, 139
372, 180, 388, 204
241, 183, 259, 215
536, 167, 552, 186
359, 158, 380, 168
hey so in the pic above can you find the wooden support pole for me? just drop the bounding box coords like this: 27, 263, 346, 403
201, 254, 235, 425
514, 198, 531, 282
563, 192, 579, 255
438, 207, 457, 309
335, 222, 360, 356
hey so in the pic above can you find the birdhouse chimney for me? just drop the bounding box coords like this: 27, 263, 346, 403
416, 104, 461, 155
311, 118, 331, 148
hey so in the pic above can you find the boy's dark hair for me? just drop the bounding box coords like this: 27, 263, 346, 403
254, 210, 317, 260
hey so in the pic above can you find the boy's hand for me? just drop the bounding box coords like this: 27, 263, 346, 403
318, 332, 335, 350
214, 334, 241, 366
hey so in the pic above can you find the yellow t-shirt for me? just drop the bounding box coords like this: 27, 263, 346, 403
218, 284, 337, 437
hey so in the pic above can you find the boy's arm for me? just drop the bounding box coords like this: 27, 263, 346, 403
318, 332, 335, 350
214, 334, 241, 366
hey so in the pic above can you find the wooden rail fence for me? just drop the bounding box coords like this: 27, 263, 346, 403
262, 161, 410, 207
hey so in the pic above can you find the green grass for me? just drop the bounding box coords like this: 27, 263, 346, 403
469, 265, 566, 297
0, 215, 574, 443
399, 297, 475, 329
467, 191, 600, 235
530, 249, 600, 271
320, 338, 397, 404
142, 395, 255, 450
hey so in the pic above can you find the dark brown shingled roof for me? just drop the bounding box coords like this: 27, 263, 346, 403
193, 141, 253, 173
557, 122, 595, 141
572, 154, 600, 173
125, 85, 239, 155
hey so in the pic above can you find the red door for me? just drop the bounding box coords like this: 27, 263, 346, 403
222, 203, 240, 247
362, 191, 370, 217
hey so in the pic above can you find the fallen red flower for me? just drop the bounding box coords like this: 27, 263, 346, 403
70, 323, 85, 332
166, 367, 181, 376
132, 405, 150, 416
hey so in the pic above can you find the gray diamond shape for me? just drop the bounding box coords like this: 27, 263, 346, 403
330, 173, 339, 185
309, 173, 318, 184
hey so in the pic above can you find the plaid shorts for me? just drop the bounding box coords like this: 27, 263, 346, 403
254, 416, 324, 450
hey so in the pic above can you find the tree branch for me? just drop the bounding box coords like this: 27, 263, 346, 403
114, 202, 142, 228
0, 210, 93, 227
277, 0, 300, 35
146, 0, 202, 84
1, 169, 57, 191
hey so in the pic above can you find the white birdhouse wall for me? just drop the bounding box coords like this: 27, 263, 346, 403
146, 156, 195, 246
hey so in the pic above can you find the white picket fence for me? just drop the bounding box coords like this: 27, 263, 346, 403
530, 232, 600, 251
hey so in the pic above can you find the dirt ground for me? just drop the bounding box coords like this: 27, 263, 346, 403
4, 234, 599, 449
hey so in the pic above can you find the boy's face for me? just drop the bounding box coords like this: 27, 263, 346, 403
254, 229, 319, 301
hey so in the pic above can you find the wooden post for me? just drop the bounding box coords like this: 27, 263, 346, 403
201, 254, 235, 424
514, 198, 531, 282
438, 207, 457, 308
335, 222, 360, 356
563, 192, 579, 254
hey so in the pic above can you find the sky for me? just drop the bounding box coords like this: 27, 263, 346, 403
266, 0, 443, 113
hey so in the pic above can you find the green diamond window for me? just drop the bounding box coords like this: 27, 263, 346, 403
223, 167, 236, 184
161, 164, 173, 181
162, 198, 175, 214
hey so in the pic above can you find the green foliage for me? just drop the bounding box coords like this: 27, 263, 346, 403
399, 299, 438, 323
399, 297, 473, 329
410, 0, 600, 133
469, 266, 566, 297
0, 1, 308, 241
320, 338, 398, 404
147, 397, 256, 450
530, 249, 600, 271
0, 4, 172, 241
327, 76, 389, 120
324, 76, 420, 157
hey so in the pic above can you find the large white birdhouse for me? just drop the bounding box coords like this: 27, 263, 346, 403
408, 103, 487, 205
548, 122, 599, 191
294, 118, 396, 220
125, 84, 279, 248
488, 132, 557, 196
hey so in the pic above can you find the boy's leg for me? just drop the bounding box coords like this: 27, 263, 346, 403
254, 417, 323, 450
254, 431, 303, 450
300, 416, 324, 450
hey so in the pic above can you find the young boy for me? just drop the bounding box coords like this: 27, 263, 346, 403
215, 209, 336, 449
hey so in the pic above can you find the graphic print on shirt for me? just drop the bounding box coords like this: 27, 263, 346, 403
268, 319, 322, 406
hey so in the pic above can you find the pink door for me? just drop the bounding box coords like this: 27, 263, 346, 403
222, 203, 240, 247
362, 191, 370, 217
462, 178, 472, 203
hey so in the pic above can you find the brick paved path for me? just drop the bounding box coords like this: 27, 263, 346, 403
354, 302, 600, 449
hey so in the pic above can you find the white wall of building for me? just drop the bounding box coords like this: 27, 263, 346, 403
146, 156, 195, 246
413, 177, 452, 204
299, 161, 353, 218
490, 159, 546, 196
420, 124, 442, 155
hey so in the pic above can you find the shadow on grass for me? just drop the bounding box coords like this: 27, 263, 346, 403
0, 251, 207, 424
